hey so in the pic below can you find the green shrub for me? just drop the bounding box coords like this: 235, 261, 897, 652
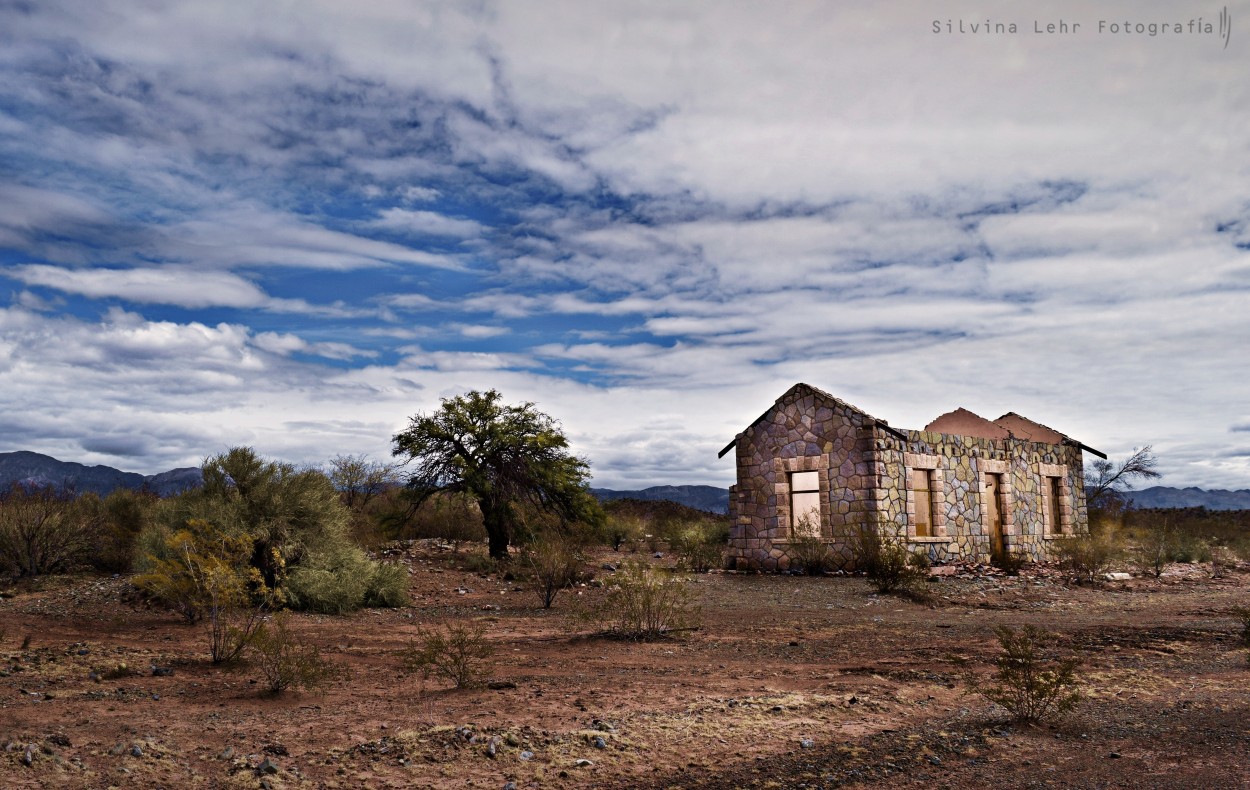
672, 520, 725, 573
401, 622, 495, 689
286, 541, 410, 613
250, 610, 343, 694
970, 625, 1081, 723
591, 560, 700, 640
602, 513, 645, 551
132, 521, 270, 663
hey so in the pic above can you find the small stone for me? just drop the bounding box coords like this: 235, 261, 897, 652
486, 738, 499, 758
22, 745, 36, 766
1108, 752, 1122, 759
152, 666, 174, 677
220, 747, 234, 760
504, 783, 518, 790
575, 758, 594, 767
259, 757, 280, 774
928, 755, 942, 765
130, 745, 143, 758
799, 738, 815, 749
504, 733, 520, 746
593, 736, 607, 749
519, 750, 534, 761
600, 563, 617, 572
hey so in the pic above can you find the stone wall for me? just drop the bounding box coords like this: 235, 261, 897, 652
727, 386, 1090, 571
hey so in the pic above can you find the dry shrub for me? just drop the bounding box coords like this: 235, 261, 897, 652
0, 484, 97, 577
849, 525, 929, 594
401, 622, 495, 689
591, 560, 700, 640
521, 534, 582, 609
250, 610, 343, 694
970, 625, 1081, 723
789, 532, 838, 575
1054, 530, 1122, 584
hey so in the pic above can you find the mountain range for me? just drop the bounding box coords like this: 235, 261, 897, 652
4, 451, 1249, 514
0, 451, 202, 497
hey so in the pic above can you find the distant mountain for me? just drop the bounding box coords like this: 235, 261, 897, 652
592, 484, 729, 514
1125, 486, 1250, 511
0, 451, 202, 497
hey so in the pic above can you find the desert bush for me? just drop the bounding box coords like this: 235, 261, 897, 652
93, 488, 161, 573
152, 447, 405, 614
401, 622, 495, 689
394, 492, 487, 548
602, 513, 645, 551
1129, 514, 1177, 578
133, 521, 270, 663
591, 560, 700, 640
284, 539, 409, 614
1171, 533, 1212, 564
849, 525, 929, 594
521, 534, 582, 609
0, 483, 98, 576
672, 519, 726, 573
250, 610, 342, 694
1053, 530, 1122, 584
789, 532, 838, 575
970, 625, 1081, 723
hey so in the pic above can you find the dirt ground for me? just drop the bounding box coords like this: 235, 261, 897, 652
2, 542, 1249, 789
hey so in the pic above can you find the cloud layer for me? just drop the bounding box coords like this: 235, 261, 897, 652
2, 1, 1249, 489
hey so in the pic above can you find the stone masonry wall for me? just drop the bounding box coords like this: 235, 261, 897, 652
727, 389, 876, 571
727, 388, 1090, 571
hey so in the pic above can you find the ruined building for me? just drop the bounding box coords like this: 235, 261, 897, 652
721, 383, 1104, 571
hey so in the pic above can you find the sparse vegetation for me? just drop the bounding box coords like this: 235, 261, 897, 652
970, 625, 1081, 723
520, 533, 583, 609
401, 622, 495, 689
591, 560, 700, 640
0, 483, 98, 576
671, 518, 726, 573
789, 531, 839, 575
250, 610, 343, 694
132, 520, 271, 663
849, 525, 929, 595
1053, 529, 1122, 584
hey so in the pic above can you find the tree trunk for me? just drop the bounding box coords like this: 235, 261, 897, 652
481, 498, 511, 559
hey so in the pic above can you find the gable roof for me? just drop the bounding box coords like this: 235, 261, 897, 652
994, 412, 1107, 459
718, 382, 906, 458
925, 408, 1010, 440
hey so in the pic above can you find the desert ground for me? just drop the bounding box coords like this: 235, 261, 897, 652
2, 542, 1249, 789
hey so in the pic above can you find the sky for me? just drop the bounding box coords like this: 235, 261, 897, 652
1, 0, 1248, 490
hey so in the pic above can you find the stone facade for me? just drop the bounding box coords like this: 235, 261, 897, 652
721, 384, 1100, 572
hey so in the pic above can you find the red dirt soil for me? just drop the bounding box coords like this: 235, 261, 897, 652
2, 542, 1249, 789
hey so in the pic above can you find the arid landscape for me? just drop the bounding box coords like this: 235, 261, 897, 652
3, 542, 1249, 789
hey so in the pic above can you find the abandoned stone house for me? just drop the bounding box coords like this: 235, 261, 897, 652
720, 383, 1105, 571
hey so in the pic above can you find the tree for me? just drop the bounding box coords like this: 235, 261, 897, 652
1085, 446, 1161, 518
326, 454, 399, 512
391, 390, 602, 559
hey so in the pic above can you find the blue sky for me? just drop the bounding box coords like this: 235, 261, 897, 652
2, 0, 1249, 489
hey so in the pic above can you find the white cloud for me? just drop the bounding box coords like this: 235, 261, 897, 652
370, 208, 485, 238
